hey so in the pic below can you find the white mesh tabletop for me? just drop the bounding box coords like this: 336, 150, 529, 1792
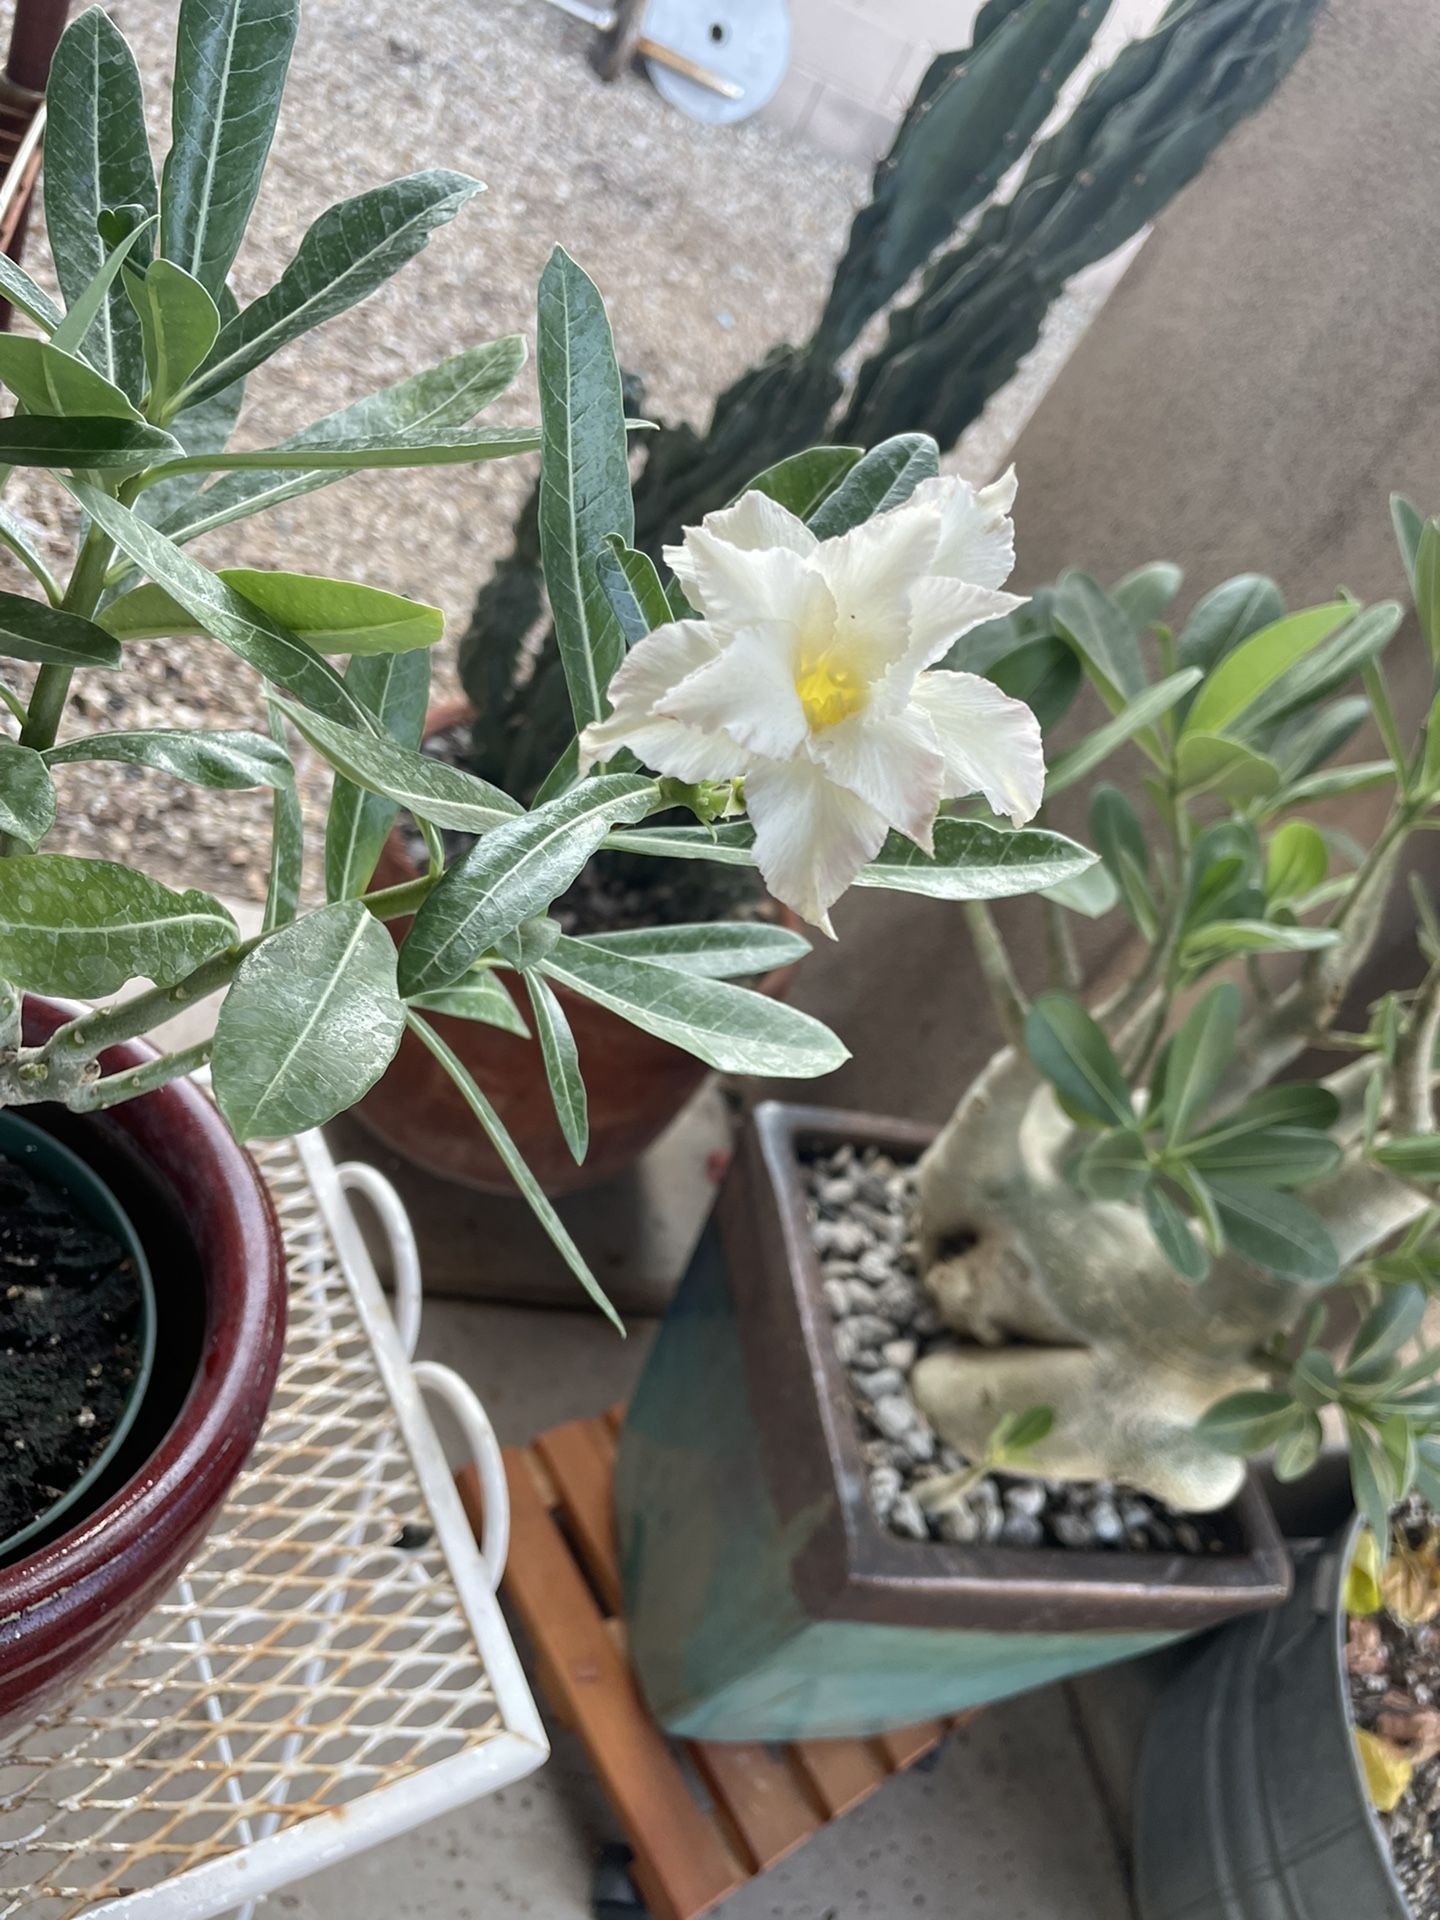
0, 1128, 547, 1920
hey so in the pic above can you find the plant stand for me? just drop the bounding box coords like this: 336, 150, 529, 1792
500, 1408, 963, 1920
0, 1126, 547, 1920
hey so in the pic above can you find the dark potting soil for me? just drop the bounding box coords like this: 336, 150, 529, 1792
401, 722, 774, 938
0, 1150, 143, 1542
802, 1142, 1228, 1555
1347, 1499, 1440, 1916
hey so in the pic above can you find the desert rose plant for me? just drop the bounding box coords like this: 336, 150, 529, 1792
0, 1, 1093, 1322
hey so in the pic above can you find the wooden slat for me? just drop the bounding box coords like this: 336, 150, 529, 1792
495, 1448, 745, 1920
535, 1418, 622, 1613
789, 1738, 888, 1819
689, 1743, 823, 1874
873, 1720, 947, 1773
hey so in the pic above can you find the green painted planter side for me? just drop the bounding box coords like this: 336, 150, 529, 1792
616, 1217, 1177, 1742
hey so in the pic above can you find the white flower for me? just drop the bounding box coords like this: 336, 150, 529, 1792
578, 469, 1045, 932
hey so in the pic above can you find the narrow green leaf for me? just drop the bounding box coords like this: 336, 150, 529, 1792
1415, 521, 1440, 666
1264, 761, 1395, 810
45, 727, 291, 789
399, 774, 657, 996
1053, 570, 1146, 701
1183, 602, 1353, 738
578, 921, 810, 979
1272, 1410, 1324, 1482
1176, 574, 1285, 683
324, 651, 429, 902
806, 434, 939, 539
405, 1011, 621, 1328
126, 259, 221, 416
536, 247, 632, 733
1174, 732, 1280, 801
1041, 859, 1119, 919
1110, 561, 1183, 632
1187, 1127, 1343, 1189
263, 694, 302, 930
1023, 992, 1134, 1127
1392, 494, 1424, 589
1348, 1418, 1398, 1548
542, 936, 847, 1078
985, 635, 1082, 732
1349, 1286, 1427, 1379
1183, 919, 1341, 961
1266, 820, 1329, 904
1243, 603, 1403, 738
0, 416, 179, 471
1372, 1136, 1440, 1182
1196, 1389, 1299, 1454
1090, 785, 1157, 938
213, 900, 403, 1137
595, 535, 671, 648
0, 739, 56, 847
1270, 696, 1371, 783
745, 446, 861, 520
0, 509, 62, 606
525, 972, 588, 1162
0, 855, 236, 994
0, 254, 62, 337
406, 966, 529, 1035
1164, 982, 1242, 1144
187, 170, 485, 405
990, 1404, 1055, 1462
1045, 670, 1200, 796
161, 0, 299, 299
0, 592, 121, 667
1145, 1180, 1209, 1284
103, 568, 445, 656
52, 212, 158, 359
150, 423, 541, 482
1211, 1181, 1340, 1284
1074, 1128, 1151, 1201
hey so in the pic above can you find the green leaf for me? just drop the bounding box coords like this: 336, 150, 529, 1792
1392, 494, 1424, 589
0, 254, 62, 337
1145, 1180, 1209, 1284
0, 416, 178, 471
186, 170, 485, 406
986, 638, 1082, 732
1349, 1286, 1427, 1380
1415, 521, 1440, 666
46, 726, 291, 790
65, 482, 372, 730
1090, 785, 1156, 938
535, 247, 632, 734
405, 1011, 621, 1325
0, 855, 236, 994
157, 335, 527, 544
1176, 574, 1285, 684
1023, 992, 1133, 1127
1270, 696, 1371, 783
1273, 1410, 1324, 1482
1348, 1418, 1398, 1549
1053, 569, 1146, 701
1163, 982, 1242, 1144
213, 900, 403, 1137
745, 446, 861, 520
579, 921, 810, 979
1244, 603, 1403, 737
0, 739, 56, 847
126, 259, 221, 416
595, 535, 672, 649
990, 1404, 1055, 1461
1110, 561, 1183, 632
1045, 670, 1201, 796
1196, 1389, 1299, 1454
1211, 1181, 1340, 1284
277, 696, 519, 836
399, 774, 657, 996
52, 212, 158, 360
1183, 919, 1340, 962
524, 972, 588, 1162
1183, 602, 1354, 738
1291, 1347, 1340, 1411
1266, 821, 1328, 904
1187, 1127, 1343, 1190
406, 966, 529, 1035
542, 936, 848, 1078
1372, 1136, 1440, 1182
160, 0, 299, 300
605, 816, 1097, 902
43, 7, 156, 395
1074, 1128, 1151, 1201
1266, 761, 1395, 810
1174, 732, 1280, 801
324, 651, 430, 902
150, 423, 541, 483
103, 568, 445, 656
0, 592, 121, 667
263, 694, 302, 931
1041, 859, 1119, 919
0, 510, 61, 607
806, 434, 939, 540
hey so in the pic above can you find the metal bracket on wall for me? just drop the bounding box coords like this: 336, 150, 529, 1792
537, 0, 792, 123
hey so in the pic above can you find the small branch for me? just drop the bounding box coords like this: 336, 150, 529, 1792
43, 939, 263, 1072
69, 1041, 212, 1112
1394, 961, 1440, 1135
962, 900, 1027, 1045
1043, 897, 1082, 993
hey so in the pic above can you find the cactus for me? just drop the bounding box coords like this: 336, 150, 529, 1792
458, 0, 1323, 799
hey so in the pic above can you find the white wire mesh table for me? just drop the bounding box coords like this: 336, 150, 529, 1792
0, 1127, 548, 1919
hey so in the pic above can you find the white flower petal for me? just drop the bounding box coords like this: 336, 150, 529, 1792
898, 577, 1027, 681
578, 620, 742, 781
662, 620, 814, 759
662, 530, 820, 629
811, 706, 944, 850
699, 489, 820, 559
812, 499, 941, 672
745, 756, 890, 933
908, 467, 1017, 588
911, 669, 1045, 825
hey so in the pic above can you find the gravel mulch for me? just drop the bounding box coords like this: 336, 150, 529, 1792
0, 0, 863, 898
804, 1142, 1227, 1554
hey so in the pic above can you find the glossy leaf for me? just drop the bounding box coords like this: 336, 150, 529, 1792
1243, 602, 1403, 737
103, 568, 445, 655
1176, 573, 1285, 683
986, 637, 1082, 732
595, 535, 672, 649
399, 774, 657, 996
51, 213, 157, 360
404, 1011, 620, 1327
542, 937, 848, 1078
152, 423, 541, 481
746, 446, 861, 520
1145, 1180, 1208, 1284
807, 434, 939, 539
1183, 602, 1353, 738
263, 694, 303, 931
1041, 859, 1119, 919
1270, 696, 1371, 783
277, 696, 519, 836
1023, 992, 1133, 1127
0, 855, 236, 995
213, 900, 403, 1137
126, 259, 221, 416
1053, 569, 1146, 701
536, 247, 633, 733
525, 972, 588, 1162
161, 0, 299, 300
0, 416, 178, 471
46, 727, 291, 790
0, 592, 121, 668
1163, 982, 1242, 1144
1266, 820, 1328, 903
1174, 732, 1280, 801
579, 920, 810, 979
1045, 670, 1200, 796
406, 967, 529, 1035
186, 171, 484, 405
0, 739, 56, 847
324, 650, 430, 902
1211, 1180, 1340, 1284
0, 253, 62, 337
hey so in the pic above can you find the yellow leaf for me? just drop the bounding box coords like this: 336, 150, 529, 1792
1345, 1529, 1384, 1616
1356, 1729, 1413, 1813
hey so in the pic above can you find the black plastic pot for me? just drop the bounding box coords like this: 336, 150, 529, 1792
1134, 1515, 1407, 1919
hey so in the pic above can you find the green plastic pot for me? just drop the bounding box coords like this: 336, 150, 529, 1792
0, 1111, 157, 1563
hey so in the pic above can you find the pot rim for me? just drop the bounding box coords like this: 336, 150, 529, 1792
741, 1100, 1293, 1631
0, 1000, 285, 1621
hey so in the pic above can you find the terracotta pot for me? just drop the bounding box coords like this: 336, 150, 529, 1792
356, 699, 802, 1195
615, 1104, 1292, 1741
0, 997, 286, 1734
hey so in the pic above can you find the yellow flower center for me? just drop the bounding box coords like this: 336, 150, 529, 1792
795, 651, 867, 731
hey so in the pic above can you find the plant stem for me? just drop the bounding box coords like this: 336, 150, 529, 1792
19, 518, 116, 752
962, 900, 1027, 1044
361, 873, 434, 921
70, 1040, 213, 1111
45, 936, 266, 1066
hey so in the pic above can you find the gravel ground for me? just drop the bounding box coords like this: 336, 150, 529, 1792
805, 1143, 1227, 1554
0, 0, 863, 898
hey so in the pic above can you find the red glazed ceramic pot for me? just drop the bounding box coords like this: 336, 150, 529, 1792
355, 700, 802, 1196
0, 997, 287, 1733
